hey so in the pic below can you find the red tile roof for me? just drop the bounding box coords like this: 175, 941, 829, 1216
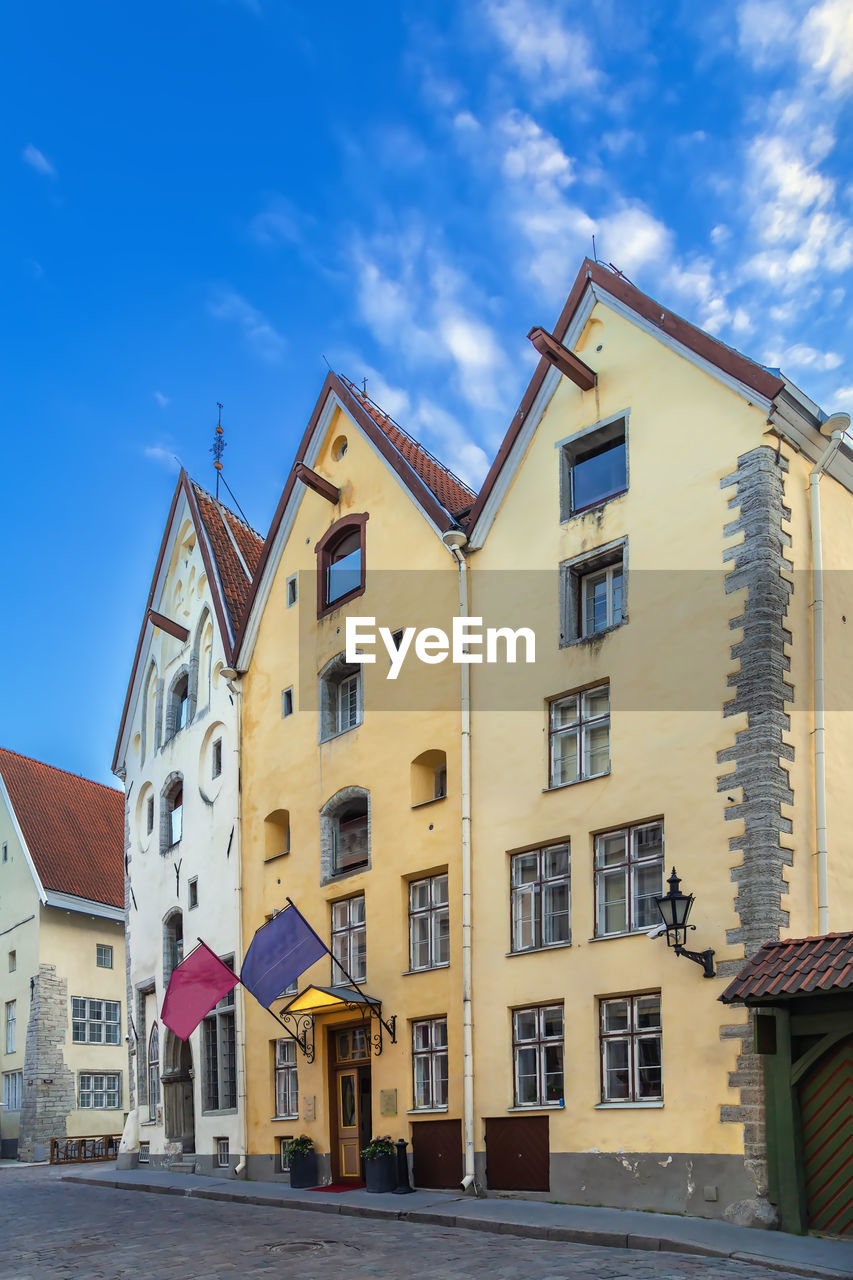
337, 375, 476, 516
0, 748, 124, 909
191, 483, 265, 632
720, 933, 853, 1004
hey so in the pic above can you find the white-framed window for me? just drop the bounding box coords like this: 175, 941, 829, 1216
337, 673, 359, 733
600, 993, 662, 1102
2, 1070, 22, 1111
581, 561, 623, 636
549, 684, 610, 787
216, 1138, 230, 1168
409, 874, 449, 971
595, 821, 664, 936
8, 950, 15, 973
282, 687, 294, 718
412, 1017, 448, 1110
212, 738, 222, 778
5, 1001, 16, 1054
560, 416, 627, 518
96, 944, 113, 969
512, 1005, 564, 1107
138, 1142, 150, 1163
331, 895, 366, 984
510, 844, 570, 952
148, 1023, 161, 1122
319, 656, 362, 741
79, 1072, 121, 1109
203, 967, 236, 1112
188, 877, 199, 910
279, 1135, 294, 1171
72, 998, 121, 1045
274, 1039, 298, 1117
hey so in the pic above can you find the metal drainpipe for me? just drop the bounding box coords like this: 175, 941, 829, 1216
442, 531, 475, 1192
808, 429, 845, 935
223, 668, 249, 1176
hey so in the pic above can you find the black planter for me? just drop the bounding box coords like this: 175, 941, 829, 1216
288, 1151, 318, 1189
365, 1154, 396, 1193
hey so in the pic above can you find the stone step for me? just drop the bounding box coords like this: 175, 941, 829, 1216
169, 1161, 197, 1174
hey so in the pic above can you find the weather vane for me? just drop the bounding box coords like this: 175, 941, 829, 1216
211, 403, 226, 499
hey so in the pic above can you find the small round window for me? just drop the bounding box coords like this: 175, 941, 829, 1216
332, 435, 348, 461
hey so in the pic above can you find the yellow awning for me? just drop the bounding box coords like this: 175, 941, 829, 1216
279, 984, 380, 1016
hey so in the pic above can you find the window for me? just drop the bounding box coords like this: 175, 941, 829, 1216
1, 842, 6, 863
411, 749, 447, 806
166, 782, 183, 848
549, 684, 610, 787
188, 878, 198, 910
331, 895, 366, 984
279, 1136, 295, 1171
139, 1142, 150, 1163
264, 810, 290, 860
560, 417, 627, 518
147, 1024, 160, 1122
600, 994, 662, 1102
322, 791, 369, 877
8, 951, 15, 973
79, 1073, 121, 1109
409, 874, 449, 971
163, 911, 183, 983
216, 1138, 230, 1168
286, 574, 298, 607
412, 1018, 448, 1110
5, 1001, 15, 1054
203, 968, 236, 1111
274, 1039, 298, 1117
512, 1005, 564, 1107
96, 944, 113, 969
72, 998, 121, 1045
511, 844, 570, 952
595, 821, 664, 936
146, 796, 154, 835
282, 687, 294, 718
173, 673, 189, 734
561, 541, 626, 644
212, 738, 222, 778
319, 656, 362, 740
2, 1070, 21, 1111
321, 525, 363, 609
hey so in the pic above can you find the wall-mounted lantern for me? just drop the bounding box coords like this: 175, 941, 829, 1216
654, 867, 716, 978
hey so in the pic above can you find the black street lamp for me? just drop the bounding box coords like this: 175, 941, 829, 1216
654, 867, 715, 978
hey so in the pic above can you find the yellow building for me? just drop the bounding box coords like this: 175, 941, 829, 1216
0, 748, 126, 1160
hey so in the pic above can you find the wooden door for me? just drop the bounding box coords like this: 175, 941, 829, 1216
484, 1116, 549, 1191
411, 1119, 463, 1188
799, 1035, 853, 1236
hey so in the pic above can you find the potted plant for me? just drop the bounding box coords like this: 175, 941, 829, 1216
286, 1135, 318, 1189
362, 1135, 397, 1193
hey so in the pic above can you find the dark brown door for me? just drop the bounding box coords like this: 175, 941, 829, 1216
411, 1119, 463, 1188
485, 1116, 549, 1191
799, 1035, 853, 1236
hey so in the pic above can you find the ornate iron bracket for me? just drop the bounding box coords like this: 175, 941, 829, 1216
275, 1011, 316, 1062
340, 999, 397, 1056
673, 944, 716, 979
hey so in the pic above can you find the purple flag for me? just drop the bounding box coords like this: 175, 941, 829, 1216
240, 903, 327, 1008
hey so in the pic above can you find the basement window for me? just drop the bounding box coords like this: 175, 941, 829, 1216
560, 416, 627, 519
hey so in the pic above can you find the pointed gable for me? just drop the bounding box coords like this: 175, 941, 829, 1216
0, 748, 124, 909
190, 482, 265, 633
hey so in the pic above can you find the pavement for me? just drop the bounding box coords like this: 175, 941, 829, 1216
59, 1163, 853, 1279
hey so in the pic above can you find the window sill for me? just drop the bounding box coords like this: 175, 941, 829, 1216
542, 771, 610, 793
402, 964, 450, 976
505, 942, 572, 958
321, 864, 369, 887
562, 489, 628, 522
411, 796, 447, 811
201, 1108, 238, 1117
264, 852, 289, 865
139, 1120, 159, 1128
318, 586, 367, 621
588, 928, 659, 943
407, 1107, 449, 1115
561, 622, 626, 649
595, 1101, 663, 1110
506, 1104, 564, 1112
271, 1115, 299, 1122
319, 723, 362, 745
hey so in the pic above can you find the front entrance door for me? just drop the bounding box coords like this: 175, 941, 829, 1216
329, 1025, 371, 1182
162, 1033, 196, 1154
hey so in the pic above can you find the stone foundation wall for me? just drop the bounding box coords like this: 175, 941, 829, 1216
17, 965, 76, 1161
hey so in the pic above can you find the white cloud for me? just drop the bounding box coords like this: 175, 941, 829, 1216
208, 289, 286, 361
483, 0, 602, 97
453, 110, 481, 133
765, 342, 843, 372
737, 0, 801, 66
500, 111, 574, 190
802, 0, 853, 96
144, 445, 182, 473
153, 391, 170, 408
596, 205, 672, 276
249, 198, 302, 246
22, 144, 55, 177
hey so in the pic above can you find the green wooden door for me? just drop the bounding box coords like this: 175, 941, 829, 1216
798, 1034, 853, 1236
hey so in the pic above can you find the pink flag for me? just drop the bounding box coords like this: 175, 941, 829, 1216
161, 942, 239, 1041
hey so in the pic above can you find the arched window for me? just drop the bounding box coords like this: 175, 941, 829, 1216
163, 911, 183, 984
320, 787, 370, 880
315, 515, 368, 616
411, 750, 448, 806
189, 609, 214, 719
148, 1023, 161, 1122
167, 670, 189, 739
264, 810, 290, 860
161, 775, 183, 853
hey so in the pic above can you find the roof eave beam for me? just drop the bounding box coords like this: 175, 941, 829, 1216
527, 326, 597, 392
295, 463, 340, 505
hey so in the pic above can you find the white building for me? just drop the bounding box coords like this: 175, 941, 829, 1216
113, 472, 263, 1175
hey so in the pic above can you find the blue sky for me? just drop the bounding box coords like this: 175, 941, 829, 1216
3, 0, 852, 784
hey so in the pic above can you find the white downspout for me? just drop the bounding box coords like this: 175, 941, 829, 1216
223, 668, 249, 1176
442, 530, 475, 1193
808, 426, 846, 935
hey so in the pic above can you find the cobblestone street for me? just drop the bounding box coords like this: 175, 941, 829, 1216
0, 1165, 814, 1280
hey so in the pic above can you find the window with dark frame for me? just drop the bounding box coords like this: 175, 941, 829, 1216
549, 685, 610, 787
286, 574, 298, 607
600, 993, 662, 1102
203, 965, 237, 1112
147, 1023, 160, 1122
331, 895, 366, 984
274, 1038, 298, 1117
212, 738, 222, 778
146, 796, 154, 835
96, 943, 113, 969
409, 874, 449, 971
282, 687, 294, 718
324, 527, 362, 607
412, 1017, 448, 1110
188, 877, 199, 910
512, 1004, 564, 1107
217, 1138, 230, 1168
594, 821, 664, 936
510, 844, 570, 952
560, 418, 627, 519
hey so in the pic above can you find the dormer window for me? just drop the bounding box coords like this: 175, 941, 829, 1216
315, 515, 368, 617
560, 416, 627, 519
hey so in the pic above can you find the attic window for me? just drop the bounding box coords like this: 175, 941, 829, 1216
560, 417, 627, 519
315, 515, 368, 616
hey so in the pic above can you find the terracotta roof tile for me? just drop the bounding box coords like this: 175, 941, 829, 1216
0, 748, 124, 909
720, 932, 853, 1004
191, 484, 265, 631
337, 375, 476, 516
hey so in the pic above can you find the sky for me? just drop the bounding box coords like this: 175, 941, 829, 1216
2, 0, 852, 785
